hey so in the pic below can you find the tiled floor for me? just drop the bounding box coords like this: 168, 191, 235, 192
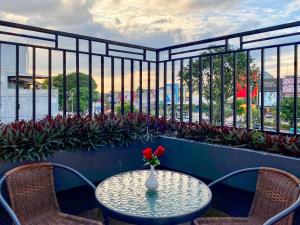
81, 208, 228, 225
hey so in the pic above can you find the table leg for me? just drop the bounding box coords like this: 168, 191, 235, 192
103, 213, 109, 225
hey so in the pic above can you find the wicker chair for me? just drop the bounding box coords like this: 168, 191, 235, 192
194, 167, 300, 225
0, 162, 103, 225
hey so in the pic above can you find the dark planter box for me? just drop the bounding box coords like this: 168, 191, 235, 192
158, 136, 300, 191
0, 140, 159, 192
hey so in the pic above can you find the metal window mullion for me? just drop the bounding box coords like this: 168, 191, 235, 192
189, 58, 193, 122
220, 54, 225, 124
209, 55, 213, 124
199, 57, 203, 122
15, 45, 19, 121
111, 57, 115, 116
101, 56, 104, 114
294, 44, 298, 135
63, 51, 67, 117
139, 60, 142, 113
163, 61, 167, 118
246, 50, 250, 130
147, 62, 151, 116
48, 49, 52, 117
171, 60, 175, 121
76, 38, 80, 115
155, 51, 159, 118
240, 36, 243, 50
276, 47, 281, 133
32, 47, 36, 121
55, 34, 58, 48
121, 58, 125, 115
233, 52, 237, 127
180, 59, 183, 122
260, 49, 265, 131
130, 60, 134, 113
88, 40, 92, 117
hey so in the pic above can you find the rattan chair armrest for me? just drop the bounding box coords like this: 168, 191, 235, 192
52, 163, 96, 190
208, 167, 260, 188
263, 185, 300, 225
0, 176, 22, 225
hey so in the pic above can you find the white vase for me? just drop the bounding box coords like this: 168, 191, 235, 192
145, 165, 158, 191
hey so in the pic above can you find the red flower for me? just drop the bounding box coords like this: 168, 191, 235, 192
142, 147, 153, 160
154, 145, 165, 158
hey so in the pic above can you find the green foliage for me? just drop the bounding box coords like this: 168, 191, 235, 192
43, 72, 99, 112
1, 113, 300, 163
181, 46, 260, 124
0, 114, 152, 162
280, 97, 300, 127
115, 102, 137, 115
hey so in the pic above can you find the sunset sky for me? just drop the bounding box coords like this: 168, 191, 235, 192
0, 0, 299, 92
0, 0, 299, 47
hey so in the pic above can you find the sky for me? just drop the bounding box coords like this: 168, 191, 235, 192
0, 0, 300, 48
0, 0, 300, 93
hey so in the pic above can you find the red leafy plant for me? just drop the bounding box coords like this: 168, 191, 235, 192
142, 145, 165, 166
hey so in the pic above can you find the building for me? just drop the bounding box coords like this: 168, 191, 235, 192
0, 44, 59, 122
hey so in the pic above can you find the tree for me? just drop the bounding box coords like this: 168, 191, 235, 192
280, 97, 300, 127
181, 46, 259, 124
115, 102, 137, 114
43, 72, 99, 113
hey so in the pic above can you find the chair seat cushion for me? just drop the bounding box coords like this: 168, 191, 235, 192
23, 212, 103, 225
194, 217, 262, 225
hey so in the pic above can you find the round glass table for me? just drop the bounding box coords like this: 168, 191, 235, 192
95, 170, 212, 225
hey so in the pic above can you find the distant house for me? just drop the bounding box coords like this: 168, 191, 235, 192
0, 44, 59, 122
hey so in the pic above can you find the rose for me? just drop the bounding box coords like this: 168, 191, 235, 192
154, 145, 165, 158
142, 147, 153, 160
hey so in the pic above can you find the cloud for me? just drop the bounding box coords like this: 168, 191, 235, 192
89, 0, 240, 43
0, 0, 298, 48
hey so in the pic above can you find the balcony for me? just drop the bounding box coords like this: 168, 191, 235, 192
0, 19, 300, 225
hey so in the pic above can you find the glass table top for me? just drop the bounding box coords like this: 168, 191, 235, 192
95, 170, 212, 218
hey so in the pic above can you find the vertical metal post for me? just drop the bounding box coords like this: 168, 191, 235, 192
199, 57, 203, 123
294, 44, 298, 135
63, 51, 67, 117
163, 61, 167, 118
111, 57, 115, 116
48, 49, 52, 117
130, 60, 134, 113
88, 40, 93, 117
246, 51, 250, 130
180, 59, 183, 122
189, 58, 193, 122
55, 34, 58, 49
121, 58, 125, 115
143, 49, 146, 61
233, 52, 237, 127
155, 51, 160, 118
76, 38, 80, 115
276, 47, 280, 133
101, 56, 104, 114
147, 62, 151, 116
260, 49, 264, 131
32, 47, 36, 121
139, 60, 142, 112
240, 36, 243, 50
225, 39, 229, 52
105, 43, 109, 56
221, 54, 225, 126
171, 60, 175, 121
209, 55, 213, 124
15, 46, 19, 121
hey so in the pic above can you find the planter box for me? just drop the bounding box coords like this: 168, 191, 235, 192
0, 140, 159, 192
1, 136, 300, 192
158, 136, 300, 192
